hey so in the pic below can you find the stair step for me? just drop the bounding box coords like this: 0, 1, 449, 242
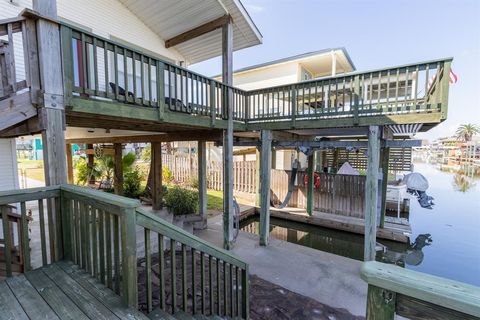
147, 307, 177, 320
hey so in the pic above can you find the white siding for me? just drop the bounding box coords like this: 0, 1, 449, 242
226, 63, 299, 91
0, 139, 19, 191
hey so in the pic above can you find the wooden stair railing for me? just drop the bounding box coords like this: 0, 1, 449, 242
361, 261, 480, 320
0, 185, 250, 319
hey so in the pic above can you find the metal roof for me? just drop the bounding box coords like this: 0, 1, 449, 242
117, 0, 262, 64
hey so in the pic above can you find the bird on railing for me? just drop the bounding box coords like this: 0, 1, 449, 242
109, 82, 135, 98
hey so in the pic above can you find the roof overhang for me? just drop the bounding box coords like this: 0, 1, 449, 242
117, 0, 262, 64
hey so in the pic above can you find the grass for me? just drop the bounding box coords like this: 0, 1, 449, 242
17, 158, 45, 182
207, 190, 223, 211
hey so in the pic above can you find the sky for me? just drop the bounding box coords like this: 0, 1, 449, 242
190, 0, 480, 141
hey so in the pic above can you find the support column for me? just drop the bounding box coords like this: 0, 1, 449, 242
152, 142, 163, 210
306, 152, 315, 216
87, 143, 95, 185
364, 126, 381, 261
34, 0, 67, 186
222, 18, 234, 250
198, 141, 207, 222
114, 143, 124, 196
66, 144, 73, 184
379, 147, 390, 228
259, 130, 272, 246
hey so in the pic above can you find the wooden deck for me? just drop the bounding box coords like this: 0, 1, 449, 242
0, 261, 148, 320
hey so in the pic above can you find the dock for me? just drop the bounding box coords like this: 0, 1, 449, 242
239, 204, 411, 243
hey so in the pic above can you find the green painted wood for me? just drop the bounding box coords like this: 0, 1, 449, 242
25, 268, 90, 320
60, 25, 73, 106
38, 199, 48, 266
223, 261, 227, 316
364, 126, 380, 261
0, 186, 60, 206
1, 205, 12, 277
61, 196, 72, 262
366, 284, 395, 320
259, 130, 272, 246
57, 261, 148, 319
209, 255, 214, 315
361, 261, 480, 318
229, 263, 234, 316
191, 248, 197, 314
20, 202, 30, 271
201, 252, 206, 314
135, 209, 247, 269
198, 141, 207, 220
113, 214, 120, 294
6, 274, 60, 319
241, 267, 249, 319
306, 153, 315, 216
105, 212, 113, 289
98, 209, 105, 283
216, 258, 221, 315
121, 207, 138, 307
158, 234, 166, 310
61, 184, 139, 209
145, 229, 153, 312
182, 244, 187, 311
42, 264, 119, 319
170, 310, 196, 320
0, 281, 29, 320
171, 239, 177, 313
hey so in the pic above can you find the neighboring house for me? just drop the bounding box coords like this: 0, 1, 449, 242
0, 139, 19, 191
216, 48, 356, 170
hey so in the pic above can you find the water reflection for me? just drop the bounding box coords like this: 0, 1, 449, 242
379, 233, 432, 267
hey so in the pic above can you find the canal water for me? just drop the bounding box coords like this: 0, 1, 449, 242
240, 161, 480, 286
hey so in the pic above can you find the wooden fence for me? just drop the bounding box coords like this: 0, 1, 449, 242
162, 154, 365, 217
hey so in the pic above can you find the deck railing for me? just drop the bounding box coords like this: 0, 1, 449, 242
0, 185, 250, 319
246, 59, 451, 124
361, 261, 480, 320
60, 23, 247, 122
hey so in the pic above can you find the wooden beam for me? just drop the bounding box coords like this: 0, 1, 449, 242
165, 15, 231, 48
65, 130, 222, 144
86, 144, 95, 185
0, 91, 38, 131
364, 126, 381, 261
272, 140, 422, 149
113, 143, 123, 196
0, 116, 44, 138
259, 130, 272, 246
151, 142, 162, 210
233, 147, 257, 156
198, 141, 207, 222
222, 20, 234, 250
66, 143, 73, 184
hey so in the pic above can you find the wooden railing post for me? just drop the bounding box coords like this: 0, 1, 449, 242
157, 61, 165, 121
210, 80, 216, 127
60, 25, 73, 107
291, 85, 297, 128
60, 190, 72, 261
366, 284, 396, 320
439, 60, 451, 121
353, 75, 360, 125
121, 206, 138, 307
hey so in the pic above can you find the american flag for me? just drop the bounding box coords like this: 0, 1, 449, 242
428, 68, 458, 89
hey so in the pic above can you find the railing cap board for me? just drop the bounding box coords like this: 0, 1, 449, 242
361, 261, 480, 317
60, 184, 140, 208
0, 186, 60, 205
136, 208, 247, 269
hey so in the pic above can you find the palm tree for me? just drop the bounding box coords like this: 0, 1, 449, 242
455, 124, 480, 142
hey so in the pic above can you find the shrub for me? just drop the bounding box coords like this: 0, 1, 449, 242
164, 186, 198, 215
124, 168, 144, 198
188, 176, 199, 189
163, 167, 173, 184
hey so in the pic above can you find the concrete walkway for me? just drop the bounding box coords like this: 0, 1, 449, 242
194, 214, 368, 317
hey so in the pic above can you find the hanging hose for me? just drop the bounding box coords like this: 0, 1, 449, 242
271, 159, 300, 209
232, 196, 240, 242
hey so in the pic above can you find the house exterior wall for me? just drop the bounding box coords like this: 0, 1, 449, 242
230, 63, 300, 90
0, 139, 19, 191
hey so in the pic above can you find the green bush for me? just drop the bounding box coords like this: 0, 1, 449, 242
164, 186, 198, 215
163, 167, 173, 184
124, 168, 144, 198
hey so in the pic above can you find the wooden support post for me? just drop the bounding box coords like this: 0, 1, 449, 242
114, 143, 124, 196
332, 148, 339, 172
259, 130, 272, 246
152, 142, 163, 210
306, 152, 315, 216
364, 126, 381, 261
87, 143, 95, 185
66, 144, 73, 184
366, 285, 396, 320
222, 18, 234, 250
255, 148, 261, 206
380, 147, 390, 228
198, 141, 207, 222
